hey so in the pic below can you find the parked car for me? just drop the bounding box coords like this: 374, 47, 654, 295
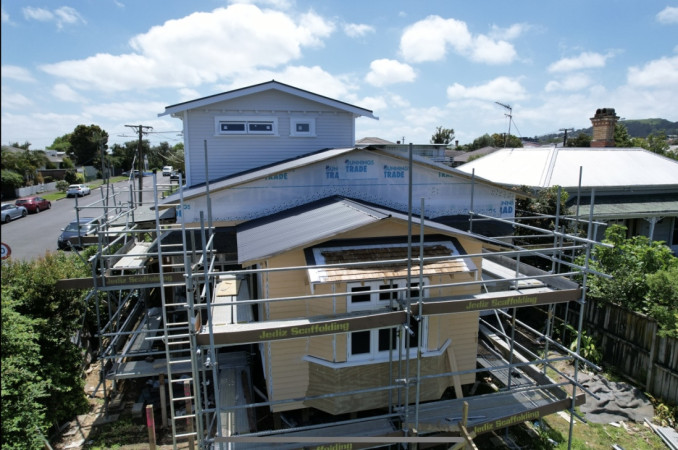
66, 184, 91, 197
15, 196, 51, 213
162, 165, 173, 176
1, 203, 27, 223
57, 217, 99, 250
170, 171, 182, 182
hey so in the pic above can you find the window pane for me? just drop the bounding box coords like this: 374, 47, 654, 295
378, 328, 397, 352
221, 122, 245, 132
379, 284, 396, 301
296, 123, 310, 132
407, 318, 420, 348
350, 286, 371, 303
249, 122, 273, 132
351, 331, 370, 354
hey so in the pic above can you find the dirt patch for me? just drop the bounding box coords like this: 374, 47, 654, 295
53, 362, 190, 449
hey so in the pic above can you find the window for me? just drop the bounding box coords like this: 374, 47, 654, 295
216, 116, 277, 135
346, 279, 427, 361
290, 118, 316, 137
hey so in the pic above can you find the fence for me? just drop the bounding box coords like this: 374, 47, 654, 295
555, 299, 678, 405
15, 181, 58, 198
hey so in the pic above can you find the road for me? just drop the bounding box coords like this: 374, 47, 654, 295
1, 176, 165, 262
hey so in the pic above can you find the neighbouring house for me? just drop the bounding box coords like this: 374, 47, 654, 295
457, 108, 678, 253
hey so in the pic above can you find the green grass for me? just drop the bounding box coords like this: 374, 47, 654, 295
42, 177, 129, 201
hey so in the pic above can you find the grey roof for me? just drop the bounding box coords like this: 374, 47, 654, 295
452, 146, 501, 163
236, 197, 390, 265
573, 194, 678, 219
160, 80, 377, 119
236, 197, 480, 265
457, 147, 678, 189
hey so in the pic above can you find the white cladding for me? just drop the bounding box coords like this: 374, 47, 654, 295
180, 90, 358, 185
176, 149, 515, 224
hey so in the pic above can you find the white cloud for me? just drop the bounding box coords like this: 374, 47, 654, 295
1, 87, 34, 109
656, 6, 678, 24
83, 101, 166, 121
52, 83, 87, 103
470, 35, 516, 64
365, 59, 416, 87
399, 15, 517, 65
545, 73, 593, 92
446, 77, 527, 102
1, 65, 36, 82
40, 4, 335, 92
23, 7, 53, 22
627, 55, 678, 87
22, 6, 85, 29
343, 23, 375, 38
2, 7, 10, 23
548, 52, 611, 73
54, 6, 86, 29
489, 23, 529, 40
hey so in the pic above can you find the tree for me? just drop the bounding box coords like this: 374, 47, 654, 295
1, 252, 93, 446
8, 141, 31, 150
67, 124, 109, 166
582, 225, 678, 337
566, 133, 592, 147
513, 185, 570, 248
430, 126, 454, 145
47, 133, 72, 153
614, 123, 634, 147
491, 133, 522, 148
466, 133, 494, 151
643, 131, 670, 155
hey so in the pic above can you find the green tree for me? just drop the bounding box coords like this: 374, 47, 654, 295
1, 252, 93, 447
68, 124, 109, 166
491, 133, 522, 148
430, 126, 455, 145
513, 185, 570, 247
583, 225, 678, 337
614, 123, 634, 147
566, 132, 592, 147
643, 131, 670, 155
8, 141, 32, 150
47, 133, 72, 153
465, 133, 494, 151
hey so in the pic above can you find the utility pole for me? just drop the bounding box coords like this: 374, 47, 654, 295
559, 128, 574, 147
495, 102, 512, 148
125, 124, 153, 204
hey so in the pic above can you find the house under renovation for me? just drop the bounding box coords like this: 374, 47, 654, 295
60, 81, 603, 448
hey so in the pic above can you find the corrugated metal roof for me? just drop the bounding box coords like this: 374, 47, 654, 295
574, 196, 678, 218
236, 197, 391, 265
458, 147, 678, 189
236, 196, 482, 265
161, 80, 377, 119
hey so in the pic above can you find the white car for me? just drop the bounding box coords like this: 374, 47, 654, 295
66, 184, 91, 197
162, 165, 173, 176
1, 203, 28, 223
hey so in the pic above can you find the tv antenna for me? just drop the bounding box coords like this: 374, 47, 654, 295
495, 101, 512, 148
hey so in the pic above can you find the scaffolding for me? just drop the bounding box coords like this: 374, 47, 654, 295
62, 170, 610, 449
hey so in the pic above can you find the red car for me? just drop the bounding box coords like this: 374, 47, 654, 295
15, 196, 51, 213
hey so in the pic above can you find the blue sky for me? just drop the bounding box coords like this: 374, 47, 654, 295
2, 0, 677, 150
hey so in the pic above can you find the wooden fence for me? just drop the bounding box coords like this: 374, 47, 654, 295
554, 299, 677, 405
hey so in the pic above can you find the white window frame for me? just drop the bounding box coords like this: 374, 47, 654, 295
346, 279, 428, 362
215, 116, 278, 136
290, 117, 316, 137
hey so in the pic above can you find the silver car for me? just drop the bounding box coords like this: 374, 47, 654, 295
66, 184, 91, 197
1, 203, 28, 223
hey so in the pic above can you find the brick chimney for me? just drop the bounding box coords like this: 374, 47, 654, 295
590, 107, 619, 147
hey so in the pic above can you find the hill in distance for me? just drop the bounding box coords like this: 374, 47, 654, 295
537, 118, 678, 142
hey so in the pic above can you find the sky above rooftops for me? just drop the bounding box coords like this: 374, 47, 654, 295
1, 0, 677, 150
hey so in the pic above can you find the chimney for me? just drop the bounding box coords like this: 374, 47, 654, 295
590, 107, 619, 147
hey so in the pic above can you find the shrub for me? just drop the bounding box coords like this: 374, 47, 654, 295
56, 180, 69, 192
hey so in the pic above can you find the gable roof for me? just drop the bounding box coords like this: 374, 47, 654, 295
236, 196, 480, 265
457, 147, 678, 189
160, 80, 377, 119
